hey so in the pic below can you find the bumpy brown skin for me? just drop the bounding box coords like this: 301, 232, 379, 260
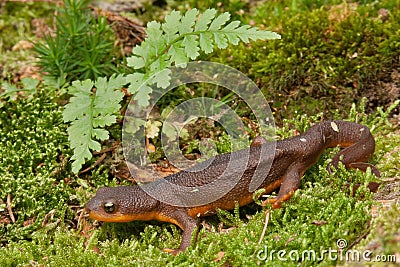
85, 121, 380, 254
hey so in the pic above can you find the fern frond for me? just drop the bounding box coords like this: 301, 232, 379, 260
126, 8, 281, 105
63, 8, 281, 173
63, 74, 126, 173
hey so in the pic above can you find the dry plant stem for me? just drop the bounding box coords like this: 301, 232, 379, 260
258, 209, 270, 245
77, 208, 85, 230
7, 193, 16, 223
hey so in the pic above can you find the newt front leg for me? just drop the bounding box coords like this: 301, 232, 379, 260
161, 208, 199, 255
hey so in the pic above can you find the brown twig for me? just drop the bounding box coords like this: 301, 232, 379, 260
79, 153, 107, 174
7, 193, 16, 223
80, 142, 119, 174
348, 221, 371, 249
92, 145, 117, 155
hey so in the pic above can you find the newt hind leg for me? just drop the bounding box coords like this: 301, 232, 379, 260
328, 156, 380, 177
328, 141, 380, 177
262, 166, 301, 209
348, 162, 380, 177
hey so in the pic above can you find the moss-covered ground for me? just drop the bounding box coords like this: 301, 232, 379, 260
0, 0, 399, 266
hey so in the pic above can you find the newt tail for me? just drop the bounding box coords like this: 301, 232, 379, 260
85, 120, 380, 254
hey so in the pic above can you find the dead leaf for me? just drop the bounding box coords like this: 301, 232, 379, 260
214, 251, 225, 262
12, 40, 34, 51
311, 220, 328, 226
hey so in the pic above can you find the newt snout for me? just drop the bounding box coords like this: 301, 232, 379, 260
86, 186, 161, 223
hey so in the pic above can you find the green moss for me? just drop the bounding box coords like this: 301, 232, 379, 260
0, 169, 375, 266
376, 131, 400, 177
2, 101, 396, 266
0, 2, 55, 80
0, 90, 74, 243
0, 0, 399, 265
350, 204, 400, 266
209, 0, 400, 120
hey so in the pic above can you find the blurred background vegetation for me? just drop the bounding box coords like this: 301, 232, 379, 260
0, 0, 399, 266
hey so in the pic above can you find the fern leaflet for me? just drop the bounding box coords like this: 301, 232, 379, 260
63, 74, 126, 173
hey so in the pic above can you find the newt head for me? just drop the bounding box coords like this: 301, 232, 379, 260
85, 186, 160, 223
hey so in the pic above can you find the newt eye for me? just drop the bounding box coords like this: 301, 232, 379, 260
103, 201, 116, 213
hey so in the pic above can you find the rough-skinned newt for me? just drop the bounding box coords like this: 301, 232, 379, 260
85, 120, 380, 254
